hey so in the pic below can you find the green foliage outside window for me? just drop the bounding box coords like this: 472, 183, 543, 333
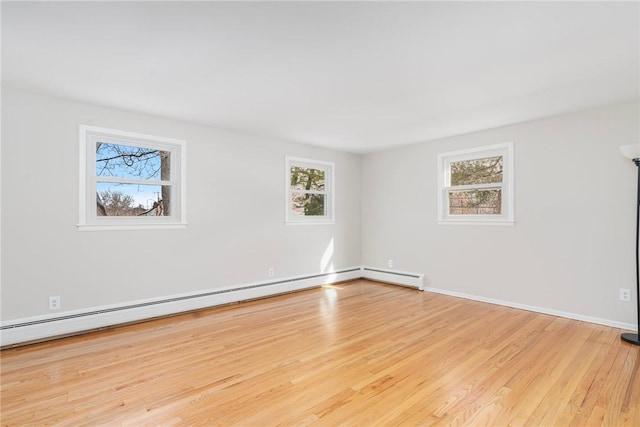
450, 156, 503, 215
451, 156, 502, 185
290, 167, 326, 216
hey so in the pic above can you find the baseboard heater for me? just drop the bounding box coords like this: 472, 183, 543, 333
0, 267, 365, 347
361, 267, 424, 290
0, 266, 424, 347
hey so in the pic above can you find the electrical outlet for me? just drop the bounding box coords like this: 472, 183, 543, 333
49, 296, 61, 310
620, 288, 631, 302
388, 259, 393, 268
268, 268, 275, 278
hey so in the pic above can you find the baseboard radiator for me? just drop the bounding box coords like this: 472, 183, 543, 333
361, 267, 425, 290
1, 266, 423, 347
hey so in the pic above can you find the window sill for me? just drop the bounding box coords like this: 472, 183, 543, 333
437, 220, 515, 226
285, 221, 335, 226
77, 223, 188, 232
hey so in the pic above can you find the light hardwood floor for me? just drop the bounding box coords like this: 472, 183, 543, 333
1, 280, 639, 426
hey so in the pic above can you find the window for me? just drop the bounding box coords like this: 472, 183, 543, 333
437, 142, 514, 225
79, 125, 186, 231
285, 156, 334, 224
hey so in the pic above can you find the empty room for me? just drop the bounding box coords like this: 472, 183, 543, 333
1, 1, 639, 426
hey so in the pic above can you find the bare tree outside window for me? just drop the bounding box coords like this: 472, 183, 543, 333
79, 125, 186, 231
95, 142, 171, 216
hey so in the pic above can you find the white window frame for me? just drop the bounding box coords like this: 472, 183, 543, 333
437, 142, 514, 226
78, 125, 187, 231
285, 156, 335, 225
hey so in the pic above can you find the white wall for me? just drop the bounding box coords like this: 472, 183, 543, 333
361, 102, 639, 326
1, 87, 361, 321
2, 86, 638, 329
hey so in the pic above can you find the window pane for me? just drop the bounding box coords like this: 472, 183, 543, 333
96, 142, 170, 181
290, 167, 325, 191
451, 156, 502, 186
291, 193, 326, 216
448, 189, 502, 215
96, 182, 170, 216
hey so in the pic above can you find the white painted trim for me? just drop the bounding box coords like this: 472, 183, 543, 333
438, 142, 513, 160
0, 267, 362, 347
361, 266, 424, 290
77, 223, 188, 232
424, 286, 637, 332
285, 221, 336, 226
437, 142, 514, 224
437, 220, 515, 226
78, 124, 187, 231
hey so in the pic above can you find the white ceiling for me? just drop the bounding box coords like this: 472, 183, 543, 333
2, 1, 638, 153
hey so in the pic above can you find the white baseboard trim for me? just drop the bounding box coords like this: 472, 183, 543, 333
361, 266, 424, 290
0, 267, 362, 347
425, 286, 638, 332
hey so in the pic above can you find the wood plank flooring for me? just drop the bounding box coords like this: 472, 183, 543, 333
1, 280, 639, 426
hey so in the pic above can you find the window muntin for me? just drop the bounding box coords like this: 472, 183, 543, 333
79, 125, 186, 230
286, 157, 334, 224
438, 143, 514, 225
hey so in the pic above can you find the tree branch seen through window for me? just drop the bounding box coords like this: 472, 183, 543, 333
95, 142, 171, 216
